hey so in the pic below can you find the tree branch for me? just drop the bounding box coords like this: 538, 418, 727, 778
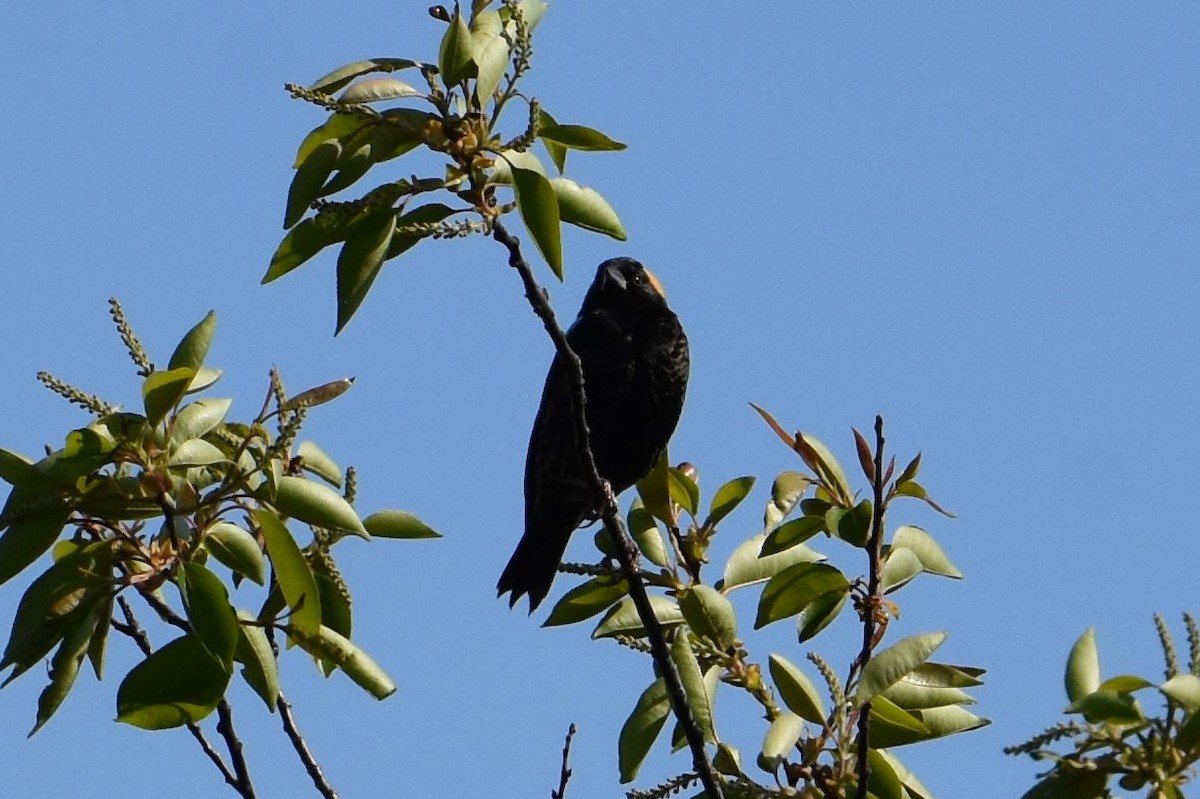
278, 689, 339, 799
551, 723, 577, 799
492, 220, 725, 799
114, 597, 252, 797
853, 415, 887, 799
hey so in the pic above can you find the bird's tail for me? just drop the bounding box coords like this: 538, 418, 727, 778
497, 508, 580, 612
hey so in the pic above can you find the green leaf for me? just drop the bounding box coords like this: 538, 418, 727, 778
538, 123, 627, 151
1018, 767, 1109, 799
548, 177, 626, 241
204, 523, 266, 585
712, 742, 744, 778
274, 475, 369, 539
438, 4, 475, 87
168, 439, 228, 468
1065, 628, 1100, 703
308, 58, 431, 95
678, 584, 737, 649
797, 587, 848, 642
764, 470, 811, 529
116, 634, 230, 729
1, 542, 110, 679
87, 592, 114, 680
881, 668, 975, 710
628, 501, 669, 567
1162, 673, 1200, 708
618, 678, 670, 783
769, 654, 825, 723
178, 561, 239, 669
865, 747, 905, 799
339, 77, 421, 103
265, 215, 349, 283
289, 625, 396, 700
891, 525, 962, 578
760, 516, 824, 556
667, 466, 699, 517
635, 451, 672, 524
30, 598, 103, 736
510, 165, 562, 278
296, 441, 342, 487
670, 633, 716, 744
543, 576, 629, 627
755, 562, 849, 629
906, 704, 990, 739
880, 546, 923, 593
670, 665, 720, 752
284, 140, 340, 229
1072, 690, 1142, 724
489, 148, 547, 184
254, 509, 321, 636
826, 499, 871, 548
336, 208, 397, 333
593, 595, 684, 639
167, 310, 216, 372
470, 10, 508, 102
361, 509, 441, 539
293, 114, 372, 168
0, 502, 69, 591
759, 712, 802, 771
705, 476, 755, 529
866, 694, 932, 748
857, 631, 948, 702
234, 611, 278, 712
537, 108, 567, 172
1177, 708, 1200, 753
142, 367, 196, 425
719, 533, 823, 593
0, 448, 50, 489
877, 750, 935, 799
795, 433, 852, 505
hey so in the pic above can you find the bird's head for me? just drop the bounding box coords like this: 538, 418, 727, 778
579, 257, 671, 317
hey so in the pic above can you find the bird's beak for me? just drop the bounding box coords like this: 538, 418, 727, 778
601, 262, 627, 291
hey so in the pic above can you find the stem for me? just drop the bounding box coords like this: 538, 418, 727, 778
551, 723, 577, 799
114, 597, 254, 797
491, 220, 725, 799
853, 416, 887, 799
278, 690, 338, 799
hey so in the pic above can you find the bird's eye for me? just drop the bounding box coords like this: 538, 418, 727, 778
631, 270, 646, 284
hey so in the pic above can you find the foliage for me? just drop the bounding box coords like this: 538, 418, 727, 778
0, 300, 436, 749
267, 0, 627, 332
1008, 615, 1200, 798
545, 409, 988, 798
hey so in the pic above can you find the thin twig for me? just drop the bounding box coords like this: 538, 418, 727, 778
216, 701, 258, 799
853, 416, 887, 799
551, 723, 577, 799
492, 220, 725, 799
278, 689, 339, 799
114, 597, 244, 794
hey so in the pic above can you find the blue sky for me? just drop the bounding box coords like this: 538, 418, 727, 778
2, 3, 1198, 797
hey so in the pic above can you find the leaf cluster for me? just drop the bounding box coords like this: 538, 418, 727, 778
1009, 615, 1200, 798
268, 0, 628, 332
542, 409, 988, 798
0, 302, 438, 737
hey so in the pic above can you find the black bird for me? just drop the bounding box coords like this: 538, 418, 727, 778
498, 257, 690, 611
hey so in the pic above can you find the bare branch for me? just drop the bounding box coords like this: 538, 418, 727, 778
551, 723, 577, 799
853, 416, 888, 799
279, 690, 339, 799
492, 220, 725, 799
